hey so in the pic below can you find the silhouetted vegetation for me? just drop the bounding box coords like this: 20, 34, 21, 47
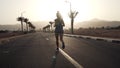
68, 11, 78, 34
24, 18, 29, 32
64, 25, 120, 38
108, 25, 120, 29
0, 30, 9, 33
17, 17, 36, 33
43, 24, 50, 32
49, 21, 54, 31
17, 17, 24, 32
82, 25, 120, 30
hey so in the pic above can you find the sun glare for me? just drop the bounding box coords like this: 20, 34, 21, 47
68, 0, 94, 22
29, 0, 94, 23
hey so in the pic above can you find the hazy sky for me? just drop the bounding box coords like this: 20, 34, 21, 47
0, 0, 120, 25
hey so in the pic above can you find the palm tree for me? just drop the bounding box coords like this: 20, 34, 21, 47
17, 17, 24, 32
28, 22, 35, 31
46, 24, 50, 31
28, 22, 31, 31
49, 21, 54, 31
31, 24, 35, 30
24, 18, 29, 32
68, 11, 78, 34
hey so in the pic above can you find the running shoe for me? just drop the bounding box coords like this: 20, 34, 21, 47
56, 47, 59, 51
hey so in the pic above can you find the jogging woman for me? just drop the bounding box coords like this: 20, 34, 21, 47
54, 11, 65, 51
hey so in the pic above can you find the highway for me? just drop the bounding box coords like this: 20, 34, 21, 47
0, 32, 120, 68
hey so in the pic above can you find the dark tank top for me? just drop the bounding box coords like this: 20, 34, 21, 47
55, 19, 63, 33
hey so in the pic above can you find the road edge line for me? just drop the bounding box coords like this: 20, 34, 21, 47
59, 48, 84, 68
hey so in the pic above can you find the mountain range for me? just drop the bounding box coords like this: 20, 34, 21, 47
0, 21, 48, 31
75, 19, 120, 28
0, 19, 120, 30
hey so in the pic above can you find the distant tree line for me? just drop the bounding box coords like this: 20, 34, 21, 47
78, 25, 120, 30
43, 21, 54, 32
108, 25, 120, 29
0, 30, 9, 33
17, 17, 36, 33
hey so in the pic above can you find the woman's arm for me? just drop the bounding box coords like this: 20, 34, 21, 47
54, 19, 57, 27
61, 19, 65, 26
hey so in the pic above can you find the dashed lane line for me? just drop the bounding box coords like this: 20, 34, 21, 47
46, 38, 49, 40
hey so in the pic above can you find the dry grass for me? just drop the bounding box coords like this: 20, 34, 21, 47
0, 32, 24, 39
65, 29, 120, 39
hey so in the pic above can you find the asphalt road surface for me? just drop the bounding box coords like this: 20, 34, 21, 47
0, 32, 120, 68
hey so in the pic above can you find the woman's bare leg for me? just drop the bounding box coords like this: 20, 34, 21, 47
55, 33, 59, 49
60, 34, 65, 49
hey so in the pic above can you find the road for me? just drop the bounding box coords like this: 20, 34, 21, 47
0, 32, 120, 68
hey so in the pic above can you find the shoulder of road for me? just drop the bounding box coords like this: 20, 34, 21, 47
0, 34, 25, 44
0, 32, 120, 45
64, 34, 120, 44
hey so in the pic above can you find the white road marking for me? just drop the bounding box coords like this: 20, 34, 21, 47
59, 48, 84, 68
46, 38, 49, 40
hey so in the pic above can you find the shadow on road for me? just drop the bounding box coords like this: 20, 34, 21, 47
50, 50, 59, 68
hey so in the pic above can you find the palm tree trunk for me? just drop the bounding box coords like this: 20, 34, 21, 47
26, 23, 28, 32
28, 25, 29, 32
51, 24, 52, 31
21, 21, 23, 32
71, 18, 74, 34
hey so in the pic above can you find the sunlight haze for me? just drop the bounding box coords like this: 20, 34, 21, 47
0, 0, 120, 27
